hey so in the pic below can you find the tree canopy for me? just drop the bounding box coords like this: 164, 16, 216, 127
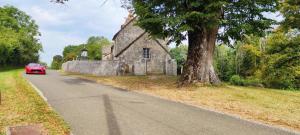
280, 0, 300, 30
62, 36, 110, 62
132, 0, 278, 45
0, 6, 42, 66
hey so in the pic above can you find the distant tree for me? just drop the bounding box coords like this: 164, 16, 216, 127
86, 36, 110, 60
62, 36, 111, 61
170, 45, 188, 74
214, 45, 235, 81
263, 32, 300, 89
236, 35, 263, 77
213, 31, 300, 90
51, 55, 63, 69
63, 45, 81, 61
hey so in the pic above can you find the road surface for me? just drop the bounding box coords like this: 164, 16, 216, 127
24, 70, 299, 135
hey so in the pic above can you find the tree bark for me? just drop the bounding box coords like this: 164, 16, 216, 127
179, 26, 221, 86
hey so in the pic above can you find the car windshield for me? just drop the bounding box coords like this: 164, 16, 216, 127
28, 63, 40, 67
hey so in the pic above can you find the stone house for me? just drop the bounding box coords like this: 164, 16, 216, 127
103, 14, 177, 75
62, 14, 176, 76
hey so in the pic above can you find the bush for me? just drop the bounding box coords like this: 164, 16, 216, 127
230, 75, 244, 86
230, 75, 263, 87
243, 78, 263, 87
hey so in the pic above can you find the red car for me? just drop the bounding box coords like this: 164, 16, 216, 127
25, 63, 46, 75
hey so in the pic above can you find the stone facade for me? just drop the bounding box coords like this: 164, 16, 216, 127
106, 15, 177, 75
102, 45, 113, 60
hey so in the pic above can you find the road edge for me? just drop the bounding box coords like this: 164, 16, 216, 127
24, 75, 75, 135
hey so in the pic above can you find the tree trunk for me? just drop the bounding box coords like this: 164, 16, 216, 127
179, 26, 221, 86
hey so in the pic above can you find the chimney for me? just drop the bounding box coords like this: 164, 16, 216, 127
121, 12, 134, 28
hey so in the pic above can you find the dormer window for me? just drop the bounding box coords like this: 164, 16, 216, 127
143, 48, 150, 59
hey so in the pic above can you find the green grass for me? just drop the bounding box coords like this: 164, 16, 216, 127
0, 68, 70, 135
67, 73, 300, 132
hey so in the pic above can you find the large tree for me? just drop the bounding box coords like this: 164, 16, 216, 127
0, 6, 42, 66
55, 0, 278, 85
131, 0, 278, 85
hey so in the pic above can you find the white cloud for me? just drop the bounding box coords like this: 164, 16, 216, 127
28, 6, 72, 27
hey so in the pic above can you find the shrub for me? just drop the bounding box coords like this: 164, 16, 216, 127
230, 75, 244, 86
230, 75, 263, 87
243, 78, 263, 87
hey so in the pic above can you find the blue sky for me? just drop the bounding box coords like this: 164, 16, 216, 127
0, 0, 128, 65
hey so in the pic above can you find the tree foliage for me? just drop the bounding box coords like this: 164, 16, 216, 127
214, 31, 300, 90
132, 0, 278, 45
170, 44, 188, 74
0, 6, 42, 66
62, 36, 110, 61
280, 0, 300, 30
263, 32, 300, 89
214, 45, 235, 81
51, 55, 63, 69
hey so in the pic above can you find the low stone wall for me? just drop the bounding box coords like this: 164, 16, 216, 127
62, 60, 120, 76
62, 60, 177, 76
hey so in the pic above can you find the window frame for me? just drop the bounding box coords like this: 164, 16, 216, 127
143, 48, 150, 59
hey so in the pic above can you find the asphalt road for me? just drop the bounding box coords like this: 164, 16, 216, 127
24, 70, 299, 135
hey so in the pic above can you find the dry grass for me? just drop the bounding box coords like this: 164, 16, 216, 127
0, 68, 70, 135
67, 73, 300, 132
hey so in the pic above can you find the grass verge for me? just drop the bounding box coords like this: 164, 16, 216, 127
66, 73, 300, 132
0, 68, 70, 135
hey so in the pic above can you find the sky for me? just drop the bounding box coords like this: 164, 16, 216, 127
0, 0, 129, 65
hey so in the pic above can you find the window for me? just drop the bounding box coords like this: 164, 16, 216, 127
143, 48, 150, 58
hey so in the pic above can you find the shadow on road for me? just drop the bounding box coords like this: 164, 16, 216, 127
62, 78, 96, 85
103, 94, 122, 135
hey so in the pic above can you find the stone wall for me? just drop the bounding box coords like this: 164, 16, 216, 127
62, 59, 177, 76
132, 58, 177, 76
165, 59, 177, 76
133, 60, 146, 75
62, 60, 120, 76
102, 45, 113, 60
